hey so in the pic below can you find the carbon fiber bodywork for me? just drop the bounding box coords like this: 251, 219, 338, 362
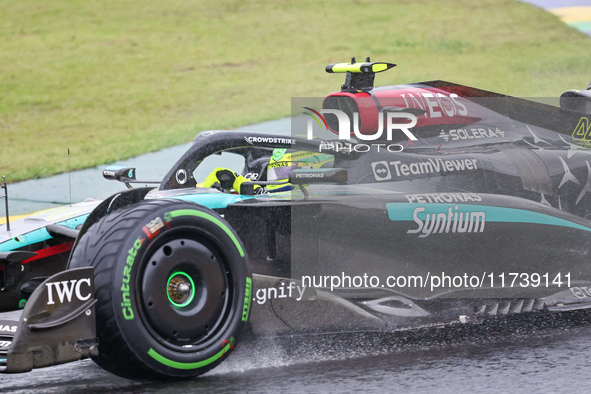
2, 75, 591, 376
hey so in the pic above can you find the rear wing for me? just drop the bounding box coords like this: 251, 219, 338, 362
326, 57, 396, 92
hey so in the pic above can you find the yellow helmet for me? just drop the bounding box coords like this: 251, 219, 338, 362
266, 149, 334, 191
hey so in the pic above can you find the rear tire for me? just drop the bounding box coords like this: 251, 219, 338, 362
69, 199, 252, 379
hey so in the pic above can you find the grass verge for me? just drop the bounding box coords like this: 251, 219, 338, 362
1, 0, 591, 181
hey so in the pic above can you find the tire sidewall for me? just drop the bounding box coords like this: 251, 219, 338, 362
110, 201, 251, 376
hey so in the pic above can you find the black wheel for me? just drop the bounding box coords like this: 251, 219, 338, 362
69, 199, 252, 379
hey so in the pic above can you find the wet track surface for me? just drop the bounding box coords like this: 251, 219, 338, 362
4, 311, 591, 393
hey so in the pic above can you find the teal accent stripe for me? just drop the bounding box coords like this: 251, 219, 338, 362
57, 214, 89, 230
0, 214, 89, 252
148, 344, 230, 370
172, 194, 255, 210
169, 209, 245, 257
0, 228, 51, 252
386, 203, 591, 232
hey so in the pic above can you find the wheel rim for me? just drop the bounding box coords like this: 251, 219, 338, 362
167, 271, 195, 308
138, 231, 233, 350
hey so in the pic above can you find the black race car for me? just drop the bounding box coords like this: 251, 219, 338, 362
1, 59, 591, 379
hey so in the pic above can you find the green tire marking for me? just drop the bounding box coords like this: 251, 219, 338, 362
168, 209, 244, 257
148, 342, 230, 370
166, 271, 196, 308
242, 277, 252, 322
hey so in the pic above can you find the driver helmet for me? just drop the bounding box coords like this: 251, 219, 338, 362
266, 149, 334, 191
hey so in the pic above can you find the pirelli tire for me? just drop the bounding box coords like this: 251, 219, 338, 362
69, 199, 252, 379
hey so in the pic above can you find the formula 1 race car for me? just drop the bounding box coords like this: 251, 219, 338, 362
2, 59, 591, 379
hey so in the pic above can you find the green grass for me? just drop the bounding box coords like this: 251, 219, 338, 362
1, 0, 591, 181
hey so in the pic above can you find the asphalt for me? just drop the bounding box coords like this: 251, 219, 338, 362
3, 118, 290, 216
